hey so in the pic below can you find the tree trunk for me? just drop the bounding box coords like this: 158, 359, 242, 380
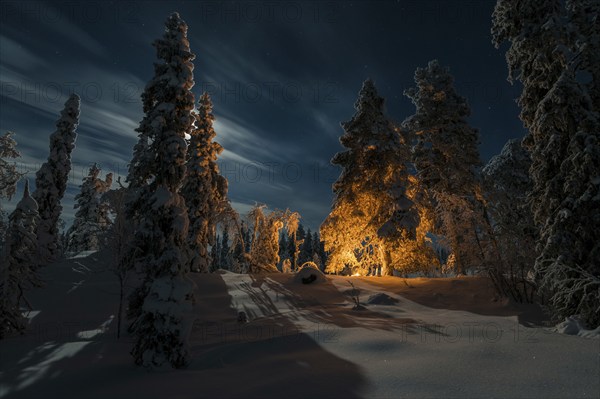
379, 246, 394, 276
453, 238, 465, 276
117, 277, 124, 339
292, 232, 297, 271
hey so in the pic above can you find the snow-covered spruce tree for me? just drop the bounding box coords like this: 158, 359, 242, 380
566, 0, 600, 111
0, 180, 41, 339
299, 228, 313, 264
493, 1, 600, 326
314, 231, 328, 267
32, 94, 80, 262
403, 61, 487, 275
230, 231, 249, 273
181, 92, 228, 273
482, 139, 537, 302
492, 0, 566, 134
321, 79, 419, 276
492, 0, 568, 236
66, 164, 113, 253
311, 231, 319, 256
127, 13, 196, 368
125, 15, 179, 324
0, 131, 21, 202
0, 131, 22, 247
531, 70, 600, 327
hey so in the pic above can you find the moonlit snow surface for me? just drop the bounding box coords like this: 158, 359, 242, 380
0, 252, 597, 398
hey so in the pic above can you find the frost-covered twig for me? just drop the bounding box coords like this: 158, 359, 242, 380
541, 260, 600, 327
348, 281, 365, 310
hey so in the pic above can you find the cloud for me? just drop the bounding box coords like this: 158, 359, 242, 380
35, 1, 108, 58
229, 200, 255, 217
0, 14, 342, 232
195, 39, 288, 86
0, 35, 48, 71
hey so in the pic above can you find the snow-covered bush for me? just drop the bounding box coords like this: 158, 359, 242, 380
299, 261, 319, 270
282, 258, 292, 273
541, 258, 600, 328
367, 293, 399, 305
247, 205, 293, 273
554, 315, 600, 338
293, 264, 327, 284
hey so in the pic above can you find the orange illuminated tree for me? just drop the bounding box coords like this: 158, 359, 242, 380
403, 60, 487, 275
321, 79, 420, 276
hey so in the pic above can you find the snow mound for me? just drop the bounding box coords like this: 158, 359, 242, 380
555, 316, 600, 338
299, 261, 319, 270
367, 293, 399, 305
293, 265, 327, 284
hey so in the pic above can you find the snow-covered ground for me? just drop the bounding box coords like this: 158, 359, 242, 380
0, 252, 598, 398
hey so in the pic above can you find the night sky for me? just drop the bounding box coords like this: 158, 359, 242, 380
0, 0, 526, 230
